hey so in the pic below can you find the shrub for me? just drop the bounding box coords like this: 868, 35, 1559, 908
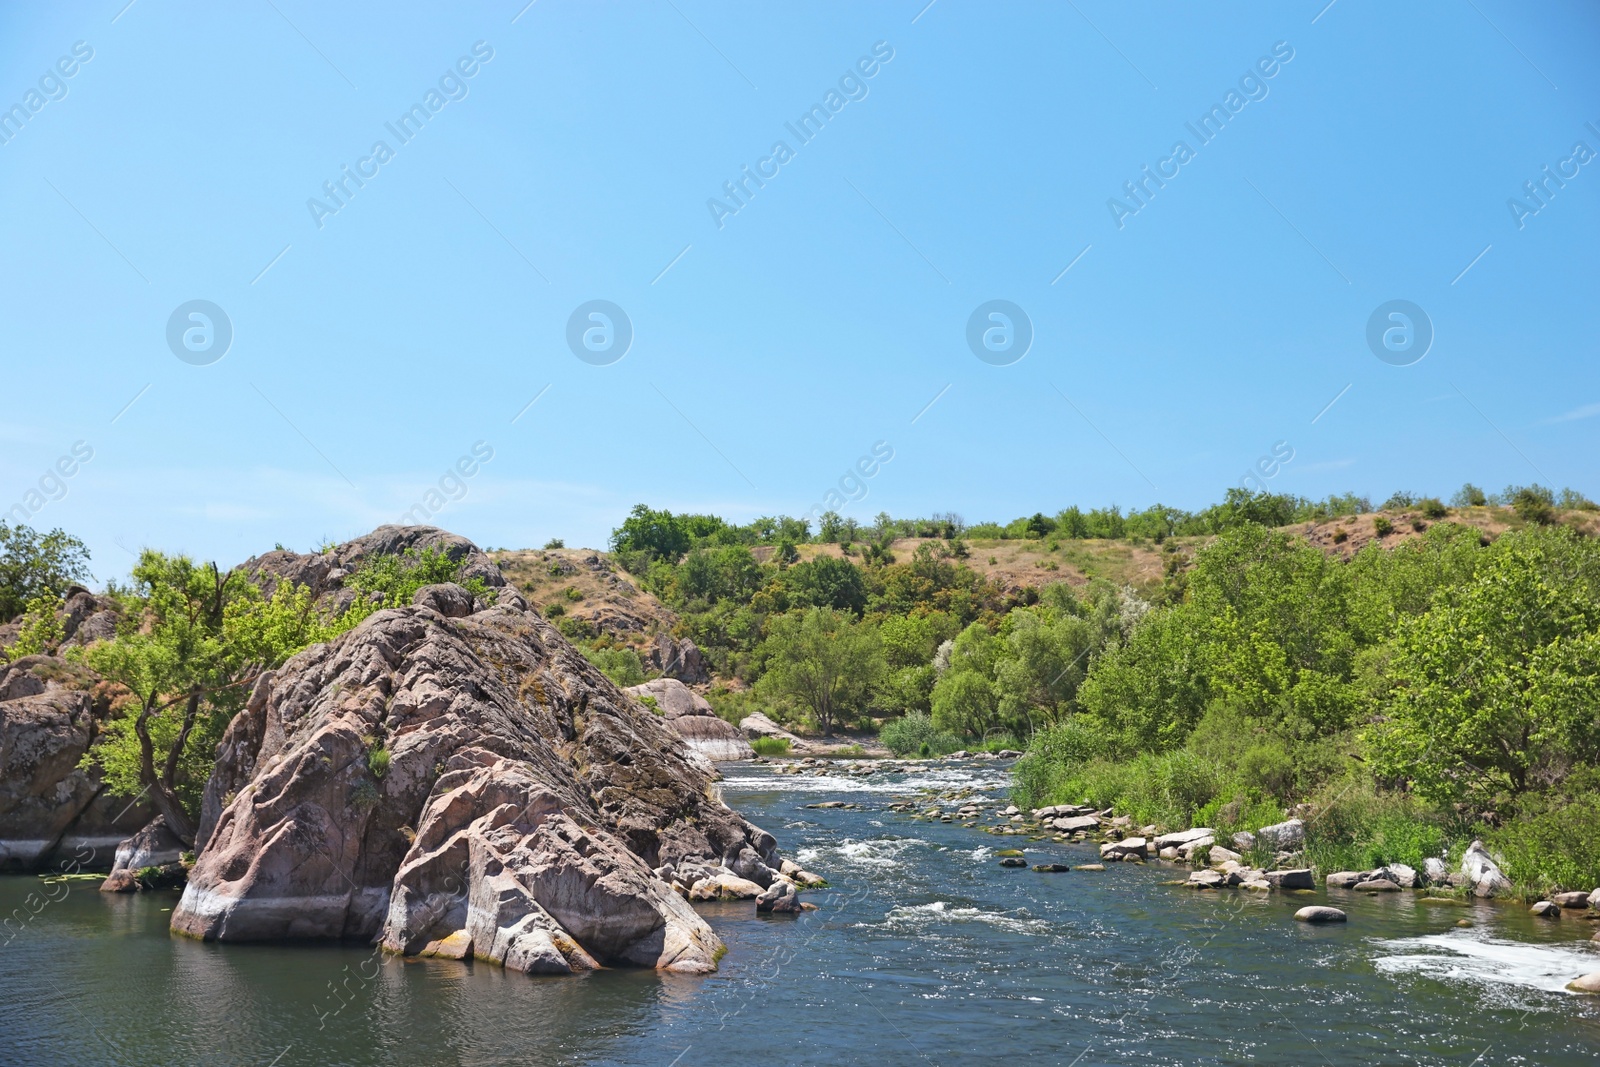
1299, 778, 1452, 875
1418, 497, 1448, 519
1490, 792, 1600, 893
880, 712, 961, 757
580, 646, 647, 687
544, 538, 565, 549
563, 586, 583, 602
367, 746, 391, 778
544, 601, 566, 617
1372, 516, 1394, 537
751, 736, 791, 756
1331, 527, 1348, 544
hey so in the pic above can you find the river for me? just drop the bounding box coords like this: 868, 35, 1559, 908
3, 759, 1598, 1065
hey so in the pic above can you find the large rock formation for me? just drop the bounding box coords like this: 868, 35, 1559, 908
0, 641, 151, 872
173, 545, 781, 976
623, 678, 753, 762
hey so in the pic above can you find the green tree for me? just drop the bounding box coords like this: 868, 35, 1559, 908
75, 552, 364, 843
755, 607, 882, 735
1366, 526, 1600, 806
0, 522, 90, 621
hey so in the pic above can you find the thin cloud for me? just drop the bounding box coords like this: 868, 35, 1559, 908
1544, 402, 1600, 424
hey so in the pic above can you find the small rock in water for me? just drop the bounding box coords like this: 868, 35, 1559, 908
999, 857, 1027, 868
1456, 919, 1473, 927
1264, 869, 1315, 890
1566, 972, 1600, 994
1294, 906, 1347, 924
1353, 879, 1402, 893
996, 849, 1025, 857
1032, 863, 1070, 872
1075, 864, 1106, 871
1530, 901, 1561, 918
1325, 872, 1365, 889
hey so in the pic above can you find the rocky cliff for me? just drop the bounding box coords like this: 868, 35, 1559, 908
172, 543, 782, 975
0, 592, 152, 872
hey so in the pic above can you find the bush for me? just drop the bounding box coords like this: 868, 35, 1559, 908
1418, 497, 1448, 519
367, 746, 391, 778
879, 712, 961, 757
544, 538, 565, 549
1299, 779, 1452, 875
1372, 516, 1394, 537
751, 736, 791, 756
580, 646, 647, 687
1490, 792, 1600, 893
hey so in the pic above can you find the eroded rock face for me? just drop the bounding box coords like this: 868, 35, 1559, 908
173, 580, 775, 975
624, 679, 753, 762
0, 655, 150, 872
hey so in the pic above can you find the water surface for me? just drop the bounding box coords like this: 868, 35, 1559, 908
3, 760, 1598, 1065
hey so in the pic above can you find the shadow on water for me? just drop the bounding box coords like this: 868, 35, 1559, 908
3, 759, 1599, 1065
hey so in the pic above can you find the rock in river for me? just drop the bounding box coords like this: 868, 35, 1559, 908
1295, 906, 1347, 924
1264, 869, 1315, 890
1460, 840, 1513, 898
173, 539, 782, 976
1567, 972, 1600, 994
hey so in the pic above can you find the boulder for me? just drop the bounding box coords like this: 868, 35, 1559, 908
1207, 846, 1243, 866
1552, 891, 1591, 909
1382, 863, 1420, 889
667, 715, 755, 763
100, 816, 186, 893
1032, 804, 1096, 820
1232, 831, 1257, 851
173, 562, 778, 976
1051, 815, 1101, 834
689, 872, 765, 901
1256, 819, 1305, 851
1295, 906, 1347, 924
1568, 972, 1600, 994
411, 582, 476, 618
1530, 901, 1561, 918
999, 856, 1027, 868
1100, 837, 1148, 861
1264, 869, 1315, 890
1460, 840, 1513, 898
623, 679, 713, 720
1353, 879, 1402, 893
1590, 887, 1600, 910
1325, 872, 1365, 889
1423, 858, 1451, 886
756, 880, 802, 913
1188, 869, 1224, 888
1152, 828, 1216, 851
644, 633, 710, 685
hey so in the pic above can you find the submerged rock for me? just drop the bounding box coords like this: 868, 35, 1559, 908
173, 547, 779, 976
1294, 906, 1347, 924
1530, 901, 1561, 918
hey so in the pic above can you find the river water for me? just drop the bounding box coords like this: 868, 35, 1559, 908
3, 759, 1598, 1066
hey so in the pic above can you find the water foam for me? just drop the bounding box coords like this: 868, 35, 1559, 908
1372, 930, 1600, 996
882, 900, 1050, 935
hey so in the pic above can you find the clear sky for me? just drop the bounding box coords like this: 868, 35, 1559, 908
2, 1, 1597, 580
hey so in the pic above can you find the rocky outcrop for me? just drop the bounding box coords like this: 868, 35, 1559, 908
623, 679, 752, 762
643, 633, 709, 685
240, 526, 506, 617
739, 712, 809, 752
100, 816, 186, 892
0, 655, 150, 872
172, 568, 780, 976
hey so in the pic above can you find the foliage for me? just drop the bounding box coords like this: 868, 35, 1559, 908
0, 522, 90, 622
880, 711, 962, 757
750, 736, 791, 756
1, 593, 66, 660
580, 645, 649, 687
755, 607, 882, 735
345, 546, 490, 609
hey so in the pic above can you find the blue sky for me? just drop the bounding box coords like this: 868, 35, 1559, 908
2, 1, 1596, 579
